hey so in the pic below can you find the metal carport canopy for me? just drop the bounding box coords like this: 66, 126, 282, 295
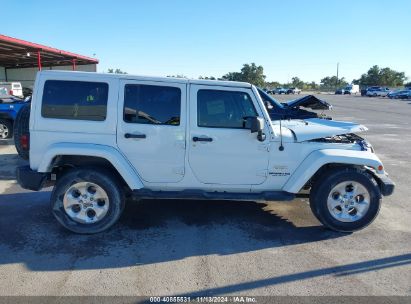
0, 34, 98, 70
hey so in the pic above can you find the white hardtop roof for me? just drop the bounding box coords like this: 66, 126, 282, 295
38, 70, 252, 88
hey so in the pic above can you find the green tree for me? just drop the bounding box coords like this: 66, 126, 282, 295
199, 76, 216, 80
320, 76, 348, 90
264, 81, 281, 89
222, 63, 266, 87
221, 72, 242, 81
107, 68, 127, 74
355, 65, 407, 87
290, 77, 304, 88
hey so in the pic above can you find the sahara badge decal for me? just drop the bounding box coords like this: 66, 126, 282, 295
269, 165, 291, 176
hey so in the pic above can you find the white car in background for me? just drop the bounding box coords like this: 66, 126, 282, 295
0, 82, 23, 98
344, 85, 360, 95
287, 87, 301, 94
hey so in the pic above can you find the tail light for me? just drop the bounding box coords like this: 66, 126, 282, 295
9, 90, 13, 95
20, 134, 29, 150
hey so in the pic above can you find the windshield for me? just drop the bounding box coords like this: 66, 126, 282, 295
256, 88, 284, 110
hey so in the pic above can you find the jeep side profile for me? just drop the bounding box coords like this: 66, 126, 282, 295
16, 71, 394, 234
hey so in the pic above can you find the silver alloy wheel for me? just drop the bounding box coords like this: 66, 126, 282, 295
0, 123, 8, 139
327, 181, 370, 223
63, 182, 110, 224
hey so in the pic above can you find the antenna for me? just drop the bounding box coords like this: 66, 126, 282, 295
279, 116, 284, 151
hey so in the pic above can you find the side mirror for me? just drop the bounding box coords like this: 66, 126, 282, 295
244, 116, 264, 133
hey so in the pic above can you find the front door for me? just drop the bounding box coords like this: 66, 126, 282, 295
117, 80, 186, 183
188, 85, 270, 185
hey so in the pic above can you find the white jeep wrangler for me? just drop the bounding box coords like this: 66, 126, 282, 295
16, 71, 394, 234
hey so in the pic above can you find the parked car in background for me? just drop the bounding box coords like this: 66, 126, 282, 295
0, 82, 23, 98
286, 87, 301, 94
335, 88, 345, 95
366, 87, 390, 97
0, 94, 30, 139
343, 85, 360, 95
273, 87, 287, 94
387, 90, 410, 99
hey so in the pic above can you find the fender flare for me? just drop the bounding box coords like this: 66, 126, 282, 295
37, 143, 144, 190
282, 149, 384, 193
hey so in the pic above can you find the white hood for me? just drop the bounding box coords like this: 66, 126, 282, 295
273, 118, 368, 142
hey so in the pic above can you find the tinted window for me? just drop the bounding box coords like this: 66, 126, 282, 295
197, 90, 257, 128
42, 80, 108, 121
124, 84, 181, 125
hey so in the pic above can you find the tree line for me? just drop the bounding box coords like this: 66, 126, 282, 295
108, 63, 409, 90
218, 63, 408, 90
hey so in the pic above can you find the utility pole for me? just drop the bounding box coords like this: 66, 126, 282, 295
336, 62, 339, 88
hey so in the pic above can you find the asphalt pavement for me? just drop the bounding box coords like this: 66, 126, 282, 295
0, 94, 410, 297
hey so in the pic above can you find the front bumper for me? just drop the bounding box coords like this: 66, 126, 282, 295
376, 173, 395, 196
370, 171, 395, 196
16, 165, 49, 191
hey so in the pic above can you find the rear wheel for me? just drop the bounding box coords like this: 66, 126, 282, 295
310, 168, 381, 232
0, 119, 12, 139
13, 103, 31, 159
51, 168, 125, 234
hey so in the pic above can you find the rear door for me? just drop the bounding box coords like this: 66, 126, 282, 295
188, 85, 270, 185
117, 80, 187, 183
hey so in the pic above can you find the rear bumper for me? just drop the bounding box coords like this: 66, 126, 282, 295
16, 165, 48, 191
375, 173, 395, 196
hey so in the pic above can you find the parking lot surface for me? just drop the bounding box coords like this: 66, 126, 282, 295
0, 94, 410, 296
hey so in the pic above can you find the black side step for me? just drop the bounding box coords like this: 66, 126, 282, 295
132, 189, 295, 201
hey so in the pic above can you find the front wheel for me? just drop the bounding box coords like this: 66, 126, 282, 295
310, 168, 381, 232
51, 168, 125, 234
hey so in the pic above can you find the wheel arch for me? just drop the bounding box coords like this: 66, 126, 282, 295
37, 143, 144, 190
282, 149, 384, 193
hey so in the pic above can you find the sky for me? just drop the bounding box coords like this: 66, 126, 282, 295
2, 0, 410, 83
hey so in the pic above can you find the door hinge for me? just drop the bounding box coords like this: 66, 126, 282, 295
173, 167, 185, 175
175, 140, 186, 150
256, 169, 268, 177
258, 144, 270, 152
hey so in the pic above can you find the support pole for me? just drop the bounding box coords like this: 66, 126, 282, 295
336, 62, 339, 88
37, 50, 42, 71
72, 59, 76, 71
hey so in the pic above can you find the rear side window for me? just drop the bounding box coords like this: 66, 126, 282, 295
124, 84, 181, 125
42, 80, 109, 121
12, 83, 21, 89
197, 89, 257, 128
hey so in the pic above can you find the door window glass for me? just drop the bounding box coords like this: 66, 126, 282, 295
197, 89, 257, 128
124, 84, 181, 125
42, 80, 108, 121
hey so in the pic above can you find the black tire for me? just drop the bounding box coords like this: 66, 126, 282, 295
13, 103, 30, 160
0, 118, 13, 139
309, 167, 381, 232
50, 168, 125, 234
